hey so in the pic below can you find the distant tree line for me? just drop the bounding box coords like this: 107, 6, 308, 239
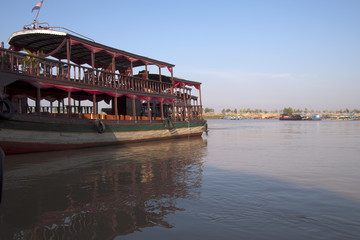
204, 108, 215, 113
204, 107, 360, 114
281, 107, 360, 115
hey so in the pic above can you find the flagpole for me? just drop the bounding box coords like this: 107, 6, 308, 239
34, 0, 44, 24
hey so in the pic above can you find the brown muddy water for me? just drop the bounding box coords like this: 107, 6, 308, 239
1, 119, 360, 240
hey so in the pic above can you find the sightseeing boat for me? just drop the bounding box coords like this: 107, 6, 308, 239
0, 22, 207, 154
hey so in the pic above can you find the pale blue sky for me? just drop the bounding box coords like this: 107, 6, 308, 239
1, 0, 359, 112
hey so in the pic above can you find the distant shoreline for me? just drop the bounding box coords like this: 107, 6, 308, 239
203, 113, 360, 120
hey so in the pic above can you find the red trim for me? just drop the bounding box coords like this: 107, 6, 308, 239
174, 81, 200, 90
124, 94, 138, 99
174, 81, 185, 88
154, 97, 174, 103
105, 92, 124, 98
70, 39, 103, 53
49, 84, 82, 92
140, 96, 151, 101
155, 97, 164, 103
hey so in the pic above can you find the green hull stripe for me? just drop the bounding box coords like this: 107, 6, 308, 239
0, 119, 206, 133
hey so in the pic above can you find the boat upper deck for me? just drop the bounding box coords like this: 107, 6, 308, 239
8, 26, 175, 70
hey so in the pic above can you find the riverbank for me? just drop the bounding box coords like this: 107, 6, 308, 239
203, 113, 360, 120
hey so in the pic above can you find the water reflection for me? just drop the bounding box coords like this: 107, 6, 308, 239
0, 137, 206, 240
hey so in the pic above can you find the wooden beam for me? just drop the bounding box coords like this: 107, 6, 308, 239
66, 38, 71, 79
0, 42, 4, 71
114, 96, 118, 119
130, 61, 133, 77
199, 85, 203, 120
43, 38, 67, 58
36, 88, 41, 113
145, 64, 148, 79
147, 100, 151, 122
91, 51, 95, 85
171, 67, 175, 120
132, 97, 136, 122
93, 94, 97, 118
172, 101, 175, 120
68, 91, 71, 116
112, 56, 115, 87
159, 67, 162, 82
36, 51, 40, 76
57, 99, 61, 113
161, 102, 164, 120
183, 85, 186, 121
78, 99, 81, 114
159, 67, 162, 93
170, 67, 174, 94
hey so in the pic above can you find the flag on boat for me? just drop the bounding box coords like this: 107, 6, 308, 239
32, 1, 43, 12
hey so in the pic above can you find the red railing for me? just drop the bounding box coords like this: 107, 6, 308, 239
0, 48, 173, 96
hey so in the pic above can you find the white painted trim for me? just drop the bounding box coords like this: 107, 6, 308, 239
7, 29, 67, 44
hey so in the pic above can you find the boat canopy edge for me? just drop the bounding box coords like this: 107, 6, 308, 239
7, 29, 67, 45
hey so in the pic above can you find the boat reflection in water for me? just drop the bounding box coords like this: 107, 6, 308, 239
1, 137, 206, 239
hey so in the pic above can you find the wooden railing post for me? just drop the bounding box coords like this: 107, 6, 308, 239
0, 42, 4, 71
73, 65, 76, 82
91, 51, 95, 85
36, 51, 40, 76
10, 52, 14, 72
159, 67, 162, 94
198, 85, 203, 120
66, 39, 71, 80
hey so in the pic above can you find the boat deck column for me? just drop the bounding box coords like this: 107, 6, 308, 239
147, 101, 151, 122
36, 88, 41, 113
92, 94, 96, 118
67, 91, 71, 116
114, 96, 118, 119
132, 97, 136, 122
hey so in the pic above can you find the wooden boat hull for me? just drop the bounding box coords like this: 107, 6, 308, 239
0, 116, 207, 154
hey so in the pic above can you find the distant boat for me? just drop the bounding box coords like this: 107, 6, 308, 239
308, 114, 322, 121
279, 114, 304, 120
331, 115, 359, 121
222, 115, 243, 120
230, 116, 242, 120
280, 114, 322, 121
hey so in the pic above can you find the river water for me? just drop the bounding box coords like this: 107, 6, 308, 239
1, 119, 360, 240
